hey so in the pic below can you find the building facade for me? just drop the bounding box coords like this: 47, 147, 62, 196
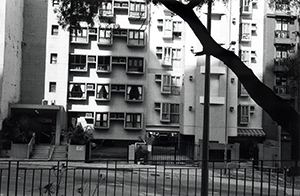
263, 3, 300, 161
1, 0, 281, 160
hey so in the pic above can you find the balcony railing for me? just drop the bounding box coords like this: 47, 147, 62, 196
274, 30, 293, 44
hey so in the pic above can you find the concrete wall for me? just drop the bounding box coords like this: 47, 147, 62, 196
44, 0, 69, 107
21, 0, 48, 104
0, 0, 23, 126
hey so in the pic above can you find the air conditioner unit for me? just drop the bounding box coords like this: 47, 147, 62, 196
42, 99, 48, 105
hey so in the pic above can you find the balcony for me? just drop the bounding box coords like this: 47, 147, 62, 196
273, 65, 287, 72
274, 30, 293, 45
162, 57, 172, 67
274, 85, 292, 99
98, 29, 113, 46
128, 1, 146, 20
69, 63, 87, 72
129, 10, 146, 20
99, 1, 113, 18
127, 31, 146, 47
127, 57, 144, 74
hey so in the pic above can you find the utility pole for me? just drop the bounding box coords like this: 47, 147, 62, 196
201, 1, 212, 196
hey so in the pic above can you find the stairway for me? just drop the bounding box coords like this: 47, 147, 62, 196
31, 144, 50, 159
50, 145, 68, 160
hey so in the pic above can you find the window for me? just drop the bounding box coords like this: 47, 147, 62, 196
161, 75, 181, 95
173, 21, 182, 38
173, 21, 182, 32
98, 29, 112, 45
96, 84, 110, 100
129, 1, 146, 18
126, 85, 143, 101
97, 56, 111, 72
274, 75, 288, 94
275, 45, 288, 59
164, 19, 173, 38
156, 47, 163, 59
238, 81, 248, 97
100, 1, 113, 16
69, 55, 86, 71
49, 82, 56, 93
241, 50, 250, 67
50, 53, 57, 64
71, 28, 88, 43
125, 113, 142, 129
52, 0, 59, 6
162, 47, 172, 66
276, 19, 288, 31
275, 18, 289, 38
127, 57, 144, 73
238, 105, 250, 125
162, 75, 171, 94
69, 83, 85, 99
95, 113, 109, 128
128, 30, 145, 46
172, 48, 181, 60
162, 47, 181, 66
241, 23, 251, 41
51, 25, 59, 35
242, 0, 252, 13
171, 76, 181, 95
160, 103, 180, 123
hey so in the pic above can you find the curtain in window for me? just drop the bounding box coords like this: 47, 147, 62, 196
240, 106, 249, 123
70, 83, 84, 98
98, 84, 109, 99
128, 86, 141, 100
161, 103, 170, 121
164, 48, 171, 61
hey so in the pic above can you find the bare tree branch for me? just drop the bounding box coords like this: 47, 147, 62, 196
187, 0, 207, 9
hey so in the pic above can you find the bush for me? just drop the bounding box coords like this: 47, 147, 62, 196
0, 116, 33, 143
65, 125, 93, 145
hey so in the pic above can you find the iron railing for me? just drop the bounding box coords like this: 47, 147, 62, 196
0, 159, 299, 196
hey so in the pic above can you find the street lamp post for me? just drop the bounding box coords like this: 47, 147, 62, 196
201, 1, 212, 196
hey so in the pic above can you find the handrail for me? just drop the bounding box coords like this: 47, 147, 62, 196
48, 135, 56, 160
27, 133, 36, 159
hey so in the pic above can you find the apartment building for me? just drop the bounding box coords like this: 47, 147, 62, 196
1, 0, 271, 160
229, 0, 266, 159
263, 3, 300, 161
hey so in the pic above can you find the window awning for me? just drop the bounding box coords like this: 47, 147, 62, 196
238, 128, 266, 137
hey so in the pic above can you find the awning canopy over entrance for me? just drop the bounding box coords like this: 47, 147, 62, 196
237, 128, 266, 137
9, 104, 64, 145
145, 124, 180, 133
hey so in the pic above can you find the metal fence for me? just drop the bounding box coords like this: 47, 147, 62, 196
0, 159, 299, 196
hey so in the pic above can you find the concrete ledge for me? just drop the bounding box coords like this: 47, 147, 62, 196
199, 96, 225, 105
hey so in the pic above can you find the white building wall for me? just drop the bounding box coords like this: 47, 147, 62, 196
44, 1, 69, 107
0, 0, 23, 125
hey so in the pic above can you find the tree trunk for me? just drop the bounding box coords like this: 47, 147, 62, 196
160, 0, 300, 159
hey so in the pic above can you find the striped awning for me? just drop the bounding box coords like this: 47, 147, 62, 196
237, 128, 266, 137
